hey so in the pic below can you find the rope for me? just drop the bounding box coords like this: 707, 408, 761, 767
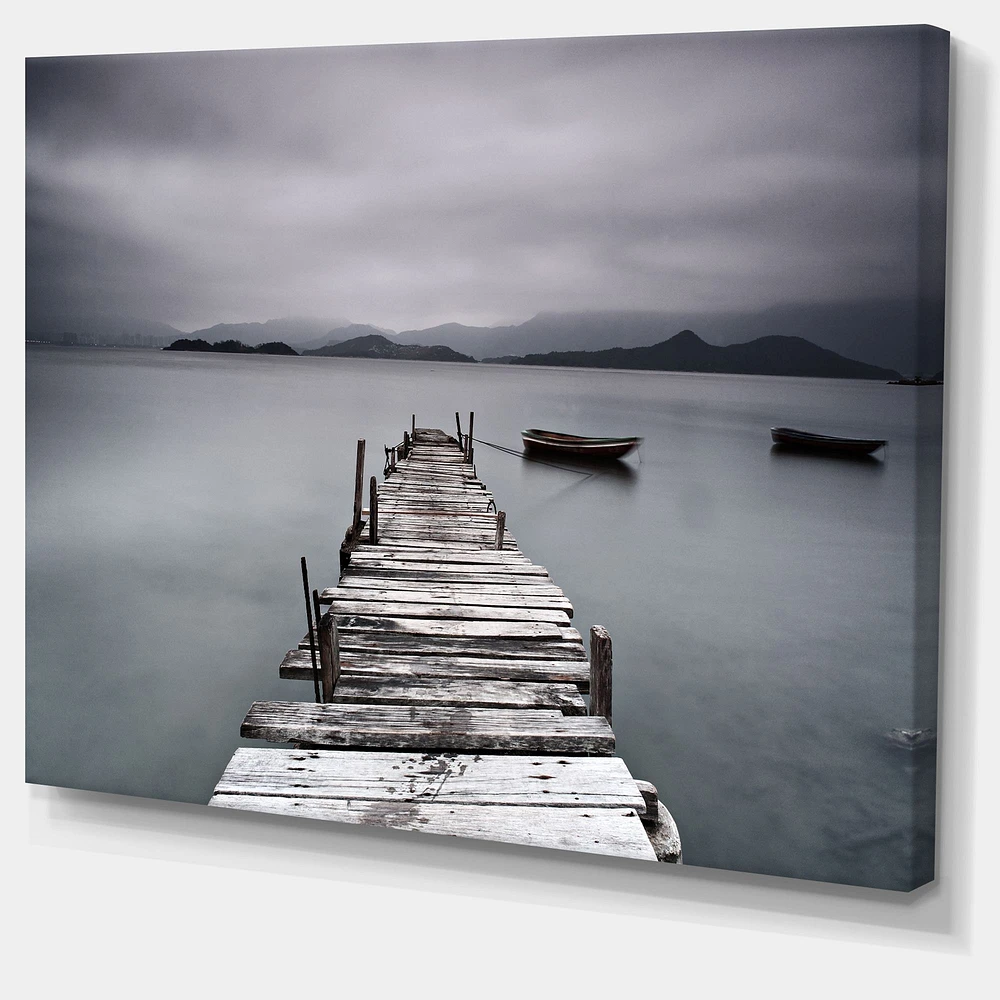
472, 436, 599, 479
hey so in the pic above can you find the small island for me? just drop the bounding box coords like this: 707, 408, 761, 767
164, 338, 298, 355
303, 332, 476, 363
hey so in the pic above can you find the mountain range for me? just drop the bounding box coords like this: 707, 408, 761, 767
28, 296, 944, 377
510, 330, 900, 380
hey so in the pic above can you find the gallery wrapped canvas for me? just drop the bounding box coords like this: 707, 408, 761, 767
25, 24, 948, 888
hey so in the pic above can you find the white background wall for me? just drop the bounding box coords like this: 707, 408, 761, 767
6, 2, 998, 994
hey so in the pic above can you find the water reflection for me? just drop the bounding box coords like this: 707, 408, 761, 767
518, 450, 639, 485
768, 443, 886, 472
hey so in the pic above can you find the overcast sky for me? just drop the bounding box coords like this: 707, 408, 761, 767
25, 26, 949, 334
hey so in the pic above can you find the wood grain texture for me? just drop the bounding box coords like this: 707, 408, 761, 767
240, 700, 615, 754
279, 648, 590, 688
328, 676, 587, 713
213, 748, 637, 806
209, 795, 656, 860
326, 599, 571, 625
321, 586, 572, 614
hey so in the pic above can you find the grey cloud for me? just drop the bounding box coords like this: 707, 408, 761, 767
25, 26, 948, 335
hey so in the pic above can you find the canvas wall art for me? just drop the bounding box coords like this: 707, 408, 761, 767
25, 24, 949, 889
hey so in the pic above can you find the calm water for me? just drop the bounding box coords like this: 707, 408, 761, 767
25, 346, 942, 888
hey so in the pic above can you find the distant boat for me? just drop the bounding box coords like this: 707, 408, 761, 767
521, 428, 641, 459
770, 426, 887, 455
887, 375, 943, 386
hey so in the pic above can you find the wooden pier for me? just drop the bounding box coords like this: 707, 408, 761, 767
210, 420, 680, 863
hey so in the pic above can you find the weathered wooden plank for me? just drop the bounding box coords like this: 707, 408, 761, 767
280, 649, 590, 688
300, 618, 565, 643
210, 794, 655, 860
330, 634, 587, 660
342, 570, 556, 586
364, 537, 518, 551
326, 599, 571, 625
240, 701, 615, 754
321, 586, 573, 615
343, 561, 549, 576
335, 576, 570, 597
349, 549, 533, 566
213, 748, 639, 807
329, 676, 586, 712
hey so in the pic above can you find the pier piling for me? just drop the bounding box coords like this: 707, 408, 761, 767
589, 625, 613, 725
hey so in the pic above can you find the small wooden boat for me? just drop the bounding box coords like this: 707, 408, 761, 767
770, 426, 886, 455
521, 428, 641, 459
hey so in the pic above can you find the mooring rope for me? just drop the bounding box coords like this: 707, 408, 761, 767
471, 436, 599, 479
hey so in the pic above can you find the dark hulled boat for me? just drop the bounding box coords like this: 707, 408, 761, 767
770, 426, 887, 455
521, 428, 642, 459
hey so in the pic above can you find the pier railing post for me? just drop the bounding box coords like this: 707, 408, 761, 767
352, 439, 366, 533
467, 411, 475, 459
403, 430, 410, 458
316, 606, 341, 703
412, 413, 416, 438
300, 557, 321, 703
589, 625, 613, 725
369, 475, 378, 544
391, 446, 397, 474
455, 411, 463, 445
495, 510, 506, 550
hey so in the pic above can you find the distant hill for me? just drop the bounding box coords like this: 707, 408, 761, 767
303, 333, 475, 363
398, 299, 941, 373
511, 330, 900, 380
163, 338, 298, 356
188, 317, 351, 349
297, 323, 393, 354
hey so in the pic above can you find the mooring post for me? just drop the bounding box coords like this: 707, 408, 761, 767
467, 411, 475, 460
589, 625, 613, 724
315, 598, 340, 703
352, 439, 366, 533
455, 411, 463, 445
300, 557, 320, 703
369, 475, 378, 544
495, 510, 506, 550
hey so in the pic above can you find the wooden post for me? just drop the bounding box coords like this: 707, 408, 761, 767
589, 625, 612, 724
403, 430, 410, 458
316, 601, 340, 703
391, 446, 397, 473
467, 411, 475, 459
411, 413, 416, 438
369, 475, 378, 544
455, 411, 463, 444
300, 557, 320, 703
352, 439, 366, 532
468, 444, 474, 466
495, 510, 506, 550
